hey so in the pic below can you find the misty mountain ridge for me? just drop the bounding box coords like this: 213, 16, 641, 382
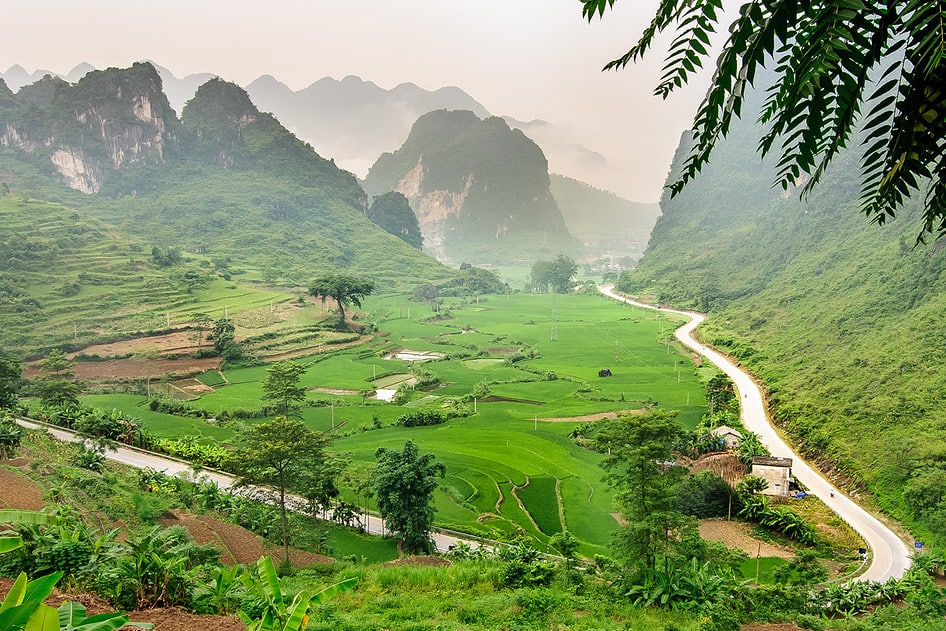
1, 62, 634, 203
0, 62, 447, 289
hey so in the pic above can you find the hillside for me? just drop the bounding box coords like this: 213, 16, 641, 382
549, 174, 660, 258
0, 63, 454, 355
362, 109, 582, 265
616, 85, 946, 548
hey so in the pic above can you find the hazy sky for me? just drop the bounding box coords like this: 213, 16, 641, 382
2, 1, 718, 202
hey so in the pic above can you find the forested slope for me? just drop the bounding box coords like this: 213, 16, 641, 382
617, 90, 946, 549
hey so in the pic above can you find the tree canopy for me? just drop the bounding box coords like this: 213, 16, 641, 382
261, 360, 307, 417
227, 416, 332, 564
530, 254, 578, 293
373, 440, 445, 554
595, 410, 692, 575
0, 356, 22, 409
582, 1, 946, 240
308, 275, 375, 327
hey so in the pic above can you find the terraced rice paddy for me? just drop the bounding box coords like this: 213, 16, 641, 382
82, 292, 709, 555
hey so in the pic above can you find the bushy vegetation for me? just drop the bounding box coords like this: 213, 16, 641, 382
616, 81, 946, 550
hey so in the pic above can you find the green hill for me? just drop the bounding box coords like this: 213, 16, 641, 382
0, 63, 455, 354
616, 86, 946, 548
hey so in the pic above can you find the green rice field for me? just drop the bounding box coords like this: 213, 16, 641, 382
82, 291, 709, 555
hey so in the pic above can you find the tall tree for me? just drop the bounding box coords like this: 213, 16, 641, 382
373, 440, 445, 554
308, 275, 375, 327
227, 416, 331, 564
0, 356, 22, 409
261, 360, 307, 417
582, 1, 946, 241
595, 410, 693, 575
33, 349, 80, 408
367, 191, 423, 249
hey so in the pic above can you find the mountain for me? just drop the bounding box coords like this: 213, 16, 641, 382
549, 174, 660, 257
2, 64, 648, 210
244, 74, 490, 181
616, 84, 946, 548
0, 62, 452, 353
1, 63, 95, 91
362, 109, 582, 265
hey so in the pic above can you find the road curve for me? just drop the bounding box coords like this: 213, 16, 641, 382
14, 418, 474, 554
598, 285, 912, 581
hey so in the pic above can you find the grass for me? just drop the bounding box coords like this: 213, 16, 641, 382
740, 557, 790, 584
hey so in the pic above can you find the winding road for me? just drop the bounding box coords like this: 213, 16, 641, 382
13, 418, 476, 554
598, 285, 912, 581
16, 290, 913, 575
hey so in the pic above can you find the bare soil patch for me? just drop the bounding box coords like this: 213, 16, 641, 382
539, 409, 642, 422
159, 510, 332, 568
0, 464, 45, 510
23, 356, 220, 380
699, 519, 795, 559
311, 387, 362, 396
67, 332, 203, 359
160, 510, 266, 566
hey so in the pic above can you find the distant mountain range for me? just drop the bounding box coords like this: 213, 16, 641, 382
0, 62, 636, 207
0, 62, 452, 354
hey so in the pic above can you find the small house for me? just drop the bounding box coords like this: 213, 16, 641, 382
751, 456, 793, 497
707, 425, 743, 449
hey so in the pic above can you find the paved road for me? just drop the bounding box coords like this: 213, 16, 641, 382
14, 418, 478, 554
598, 285, 912, 581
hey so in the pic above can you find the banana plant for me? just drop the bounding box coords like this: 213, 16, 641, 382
238, 556, 356, 631
57, 602, 152, 631
0, 510, 53, 558
0, 571, 63, 631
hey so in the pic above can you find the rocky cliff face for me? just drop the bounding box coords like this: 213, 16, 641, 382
0, 62, 179, 193
363, 110, 580, 265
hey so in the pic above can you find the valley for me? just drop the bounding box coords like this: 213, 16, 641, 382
1, 49, 945, 630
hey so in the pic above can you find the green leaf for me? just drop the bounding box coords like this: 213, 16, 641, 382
57, 601, 87, 628
309, 577, 357, 604
256, 556, 284, 610
0, 573, 28, 612
24, 604, 58, 631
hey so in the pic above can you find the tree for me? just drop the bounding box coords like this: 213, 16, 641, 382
530, 254, 578, 293
0, 355, 22, 409
373, 440, 445, 554
308, 275, 375, 327
32, 349, 80, 408
208, 318, 235, 354
261, 361, 307, 417
595, 410, 692, 575
367, 191, 423, 249
735, 430, 770, 468
582, 1, 946, 241
227, 417, 331, 564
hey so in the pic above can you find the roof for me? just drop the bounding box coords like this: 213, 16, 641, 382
709, 425, 743, 438
752, 456, 793, 468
